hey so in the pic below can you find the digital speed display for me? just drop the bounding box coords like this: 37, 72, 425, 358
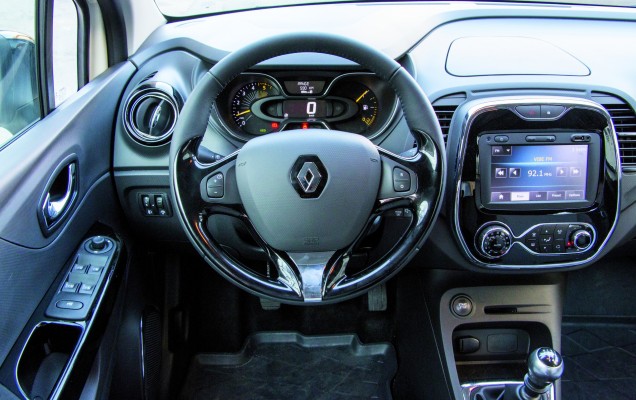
488, 144, 588, 203
282, 100, 328, 119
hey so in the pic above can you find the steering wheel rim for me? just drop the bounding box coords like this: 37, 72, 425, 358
169, 32, 445, 304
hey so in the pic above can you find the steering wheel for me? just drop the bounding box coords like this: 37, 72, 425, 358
169, 33, 445, 304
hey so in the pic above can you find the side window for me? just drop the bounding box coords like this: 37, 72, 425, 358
52, 0, 78, 107
0, 1, 40, 146
0, 0, 81, 147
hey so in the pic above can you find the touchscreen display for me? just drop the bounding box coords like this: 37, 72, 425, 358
489, 144, 588, 203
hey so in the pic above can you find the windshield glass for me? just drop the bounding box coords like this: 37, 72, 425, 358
155, 0, 636, 18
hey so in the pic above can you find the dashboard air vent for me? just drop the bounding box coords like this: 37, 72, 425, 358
593, 93, 636, 171
432, 93, 466, 146
123, 82, 182, 146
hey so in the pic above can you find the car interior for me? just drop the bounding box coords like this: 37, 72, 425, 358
1, 0, 636, 399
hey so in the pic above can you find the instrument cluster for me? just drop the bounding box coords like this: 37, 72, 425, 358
214, 72, 399, 141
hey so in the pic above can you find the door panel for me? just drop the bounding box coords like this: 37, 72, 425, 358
0, 63, 134, 247
0, 62, 135, 368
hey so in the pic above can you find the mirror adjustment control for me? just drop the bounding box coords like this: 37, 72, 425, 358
88, 236, 106, 251
85, 236, 113, 254
477, 225, 512, 258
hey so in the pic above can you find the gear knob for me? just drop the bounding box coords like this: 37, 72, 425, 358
520, 347, 564, 400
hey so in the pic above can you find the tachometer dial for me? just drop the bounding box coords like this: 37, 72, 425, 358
231, 82, 280, 135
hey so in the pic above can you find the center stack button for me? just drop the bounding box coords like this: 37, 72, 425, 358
524, 227, 540, 252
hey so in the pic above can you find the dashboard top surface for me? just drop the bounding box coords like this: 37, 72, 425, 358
133, 2, 636, 65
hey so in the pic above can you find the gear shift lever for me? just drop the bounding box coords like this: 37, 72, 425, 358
518, 347, 564, 400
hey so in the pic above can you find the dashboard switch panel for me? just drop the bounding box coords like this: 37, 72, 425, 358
138, 192, 171, 217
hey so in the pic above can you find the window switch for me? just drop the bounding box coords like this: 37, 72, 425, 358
62, 281, 78, 293
79, 283, 95, 295
72, 264, 87, 273
88, 266, 102, 274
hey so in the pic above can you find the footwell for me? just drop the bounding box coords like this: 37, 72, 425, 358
179, 332, 397, 400
561, 324, 636, 400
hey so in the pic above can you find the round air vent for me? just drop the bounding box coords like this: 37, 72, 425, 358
123, 82, 182, 145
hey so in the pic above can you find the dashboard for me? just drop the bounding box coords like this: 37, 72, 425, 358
113, 1, 636, 273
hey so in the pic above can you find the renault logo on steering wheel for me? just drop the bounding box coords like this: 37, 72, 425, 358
290, 156, 328, 198
297, 162, 321, 193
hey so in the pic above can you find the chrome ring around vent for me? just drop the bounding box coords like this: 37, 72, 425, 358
123, 82, 182, 146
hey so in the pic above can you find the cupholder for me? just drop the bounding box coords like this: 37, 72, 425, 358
16, 322, 83, 399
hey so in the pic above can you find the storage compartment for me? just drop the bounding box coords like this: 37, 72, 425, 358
17, 322, 83, 399
452, 322, 553, 383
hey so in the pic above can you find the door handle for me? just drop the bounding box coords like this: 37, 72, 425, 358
40, 161, 78, 233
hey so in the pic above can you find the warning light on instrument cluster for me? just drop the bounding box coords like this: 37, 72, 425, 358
301, 122, 309, 130
271, 122, 279, 129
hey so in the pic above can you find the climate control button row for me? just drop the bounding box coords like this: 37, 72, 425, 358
523, 223, 594, 254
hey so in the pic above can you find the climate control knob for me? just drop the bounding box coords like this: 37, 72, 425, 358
572, 230, 593, 251
477, 225, 513, 258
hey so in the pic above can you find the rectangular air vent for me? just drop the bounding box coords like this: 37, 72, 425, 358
432, 93, 466, 146
433, 105, 458, 146
594, 93, 636, 171
605, 104, 636, 170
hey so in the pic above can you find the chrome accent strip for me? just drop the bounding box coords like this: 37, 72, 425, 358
461, 381, 554, 400
139, 313, 147, 396
211, 71, 400, 141
123, 81, 182, 147
288, 251, 335, 302
452, 96, 621, 269
475, 225, 512, 259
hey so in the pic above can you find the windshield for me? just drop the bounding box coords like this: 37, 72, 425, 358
155, 0, 636, 18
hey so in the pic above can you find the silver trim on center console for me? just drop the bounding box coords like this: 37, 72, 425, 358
452, 97, 621, 269
461, 381, 554, 400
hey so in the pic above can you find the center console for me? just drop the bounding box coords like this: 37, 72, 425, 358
451, 97, 620, 269
438, 96, 621, 400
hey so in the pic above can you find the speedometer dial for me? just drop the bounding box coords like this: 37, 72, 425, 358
231, 82, 280, 135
